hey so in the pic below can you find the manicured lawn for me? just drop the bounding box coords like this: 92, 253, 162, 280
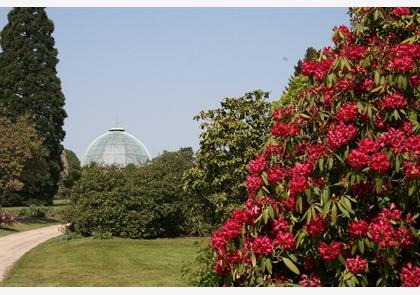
0, 218, 59, 237
2, 236, 209, 287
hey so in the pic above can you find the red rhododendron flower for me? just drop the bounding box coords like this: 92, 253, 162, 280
348, 148, 369, 170
289, 175, 308, 195
272, 122, 300, 137
274, 231, 296, 250
267, 166, 287, 184
369, 216, 396, 247
319, 241, 345, 261
347, 44, 367, 61
264, 144, 283, 158
382, 203, 402, 221
379, 92, 407, 110
272, 214, 289, 233
333, 77, 354, 92
403, 161, 420, 180
333, 25, 352, 44
246, 175, 263, 194
362, 78, 375, 91
299, 274, 321, 287
368, 152, 390, 173
374, 114, 386, 129
305, 214, 327, 236
346, 256, 367, 273
326, 123, 357, 150
358, 137, 379, 154
348, 219, 369, 237
248, 155, 266, 175
395, 227, 415, 249
336, 102, 358, 122
393, 7, 411, 17
378, 127, 406, 153
302, 57, 334, 81
400, 262, 420, 287
252, 236, 273, 255
391, 55, 414, 72
411, 74, 420, 86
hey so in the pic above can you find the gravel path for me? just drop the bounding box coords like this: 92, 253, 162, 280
0, 224, 63, 281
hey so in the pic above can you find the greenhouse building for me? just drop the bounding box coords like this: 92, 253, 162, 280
82, 127, 151, 167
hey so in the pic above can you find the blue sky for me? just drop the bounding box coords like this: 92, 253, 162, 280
0, 8, 350, 159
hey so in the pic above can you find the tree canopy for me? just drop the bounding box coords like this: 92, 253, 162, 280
0, 8, 66, 204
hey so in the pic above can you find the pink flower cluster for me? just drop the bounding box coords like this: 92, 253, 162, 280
326, 122, 357, 150
348, 219, 369, 237
348, 137, 391, 173
378, 92, 407, 110
252, 236, 273, 255
346, 255, 368, 273
336, 102, 358, 122
1, 211, 15, 226
272, 122, 300, 137
400, 262, 420, 287
318, 241, 345, 261
302, 57, 334, 81
393, 7, 411, 17
389, 43, 420, 73
305, 214, 327, 236
246, 175, 262, 195
368, 152, 390, 173
248, 154, 266, 175
368, 204, 415, 249
347, 44, 368, 61
299, 274, 321, 287
272, 215, 295, 250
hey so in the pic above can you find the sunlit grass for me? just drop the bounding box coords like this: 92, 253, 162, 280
2, 236, 209, 287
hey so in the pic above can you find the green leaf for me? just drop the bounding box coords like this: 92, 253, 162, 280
408, 183, 416, 196
358, 239, 365, 254
251, 252, 256, 267
266, 259, 272, 274
374, 71, 380, 85
282, 257, 300, 275
331, 204, 337, 225
322, 200, 331, 217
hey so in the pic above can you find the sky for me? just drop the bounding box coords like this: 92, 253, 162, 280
0, 7, 350, 159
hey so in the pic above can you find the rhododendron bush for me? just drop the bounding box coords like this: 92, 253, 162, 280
0, 210, 14, 227
209, 8, 419, 287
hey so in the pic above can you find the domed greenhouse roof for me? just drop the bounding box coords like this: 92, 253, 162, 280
82, 128, 151, 167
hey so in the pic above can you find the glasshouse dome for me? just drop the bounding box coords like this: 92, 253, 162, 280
82, 128, 151, 167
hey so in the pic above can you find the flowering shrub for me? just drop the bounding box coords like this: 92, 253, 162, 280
0, 210, 15, 227
209, 8, 419, 286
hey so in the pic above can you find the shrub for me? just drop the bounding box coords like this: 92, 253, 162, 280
68, 148, 194, 239
183, 90, 273, 235
18, 204, 52, 218
0, 210, 15, 227
209, 8, 419, 287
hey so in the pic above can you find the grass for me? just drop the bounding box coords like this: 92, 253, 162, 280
0, 218, 59, 237
0, 199, 67, 237
2, 236, 209, 287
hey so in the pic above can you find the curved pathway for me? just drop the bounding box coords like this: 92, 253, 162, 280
0, 224, 63, 281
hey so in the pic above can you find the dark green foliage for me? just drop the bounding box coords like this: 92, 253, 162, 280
0, 8, 67, 204
183, 90, 273, 235
0, 114, 50, 206
68, 148, 194, 239
18, 204, 52, 218
60, 149, 81, 194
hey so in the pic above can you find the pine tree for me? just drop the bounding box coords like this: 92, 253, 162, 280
0, 8, 67, 204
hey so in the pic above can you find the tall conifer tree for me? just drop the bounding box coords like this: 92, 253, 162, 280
0, 8, 66, 204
